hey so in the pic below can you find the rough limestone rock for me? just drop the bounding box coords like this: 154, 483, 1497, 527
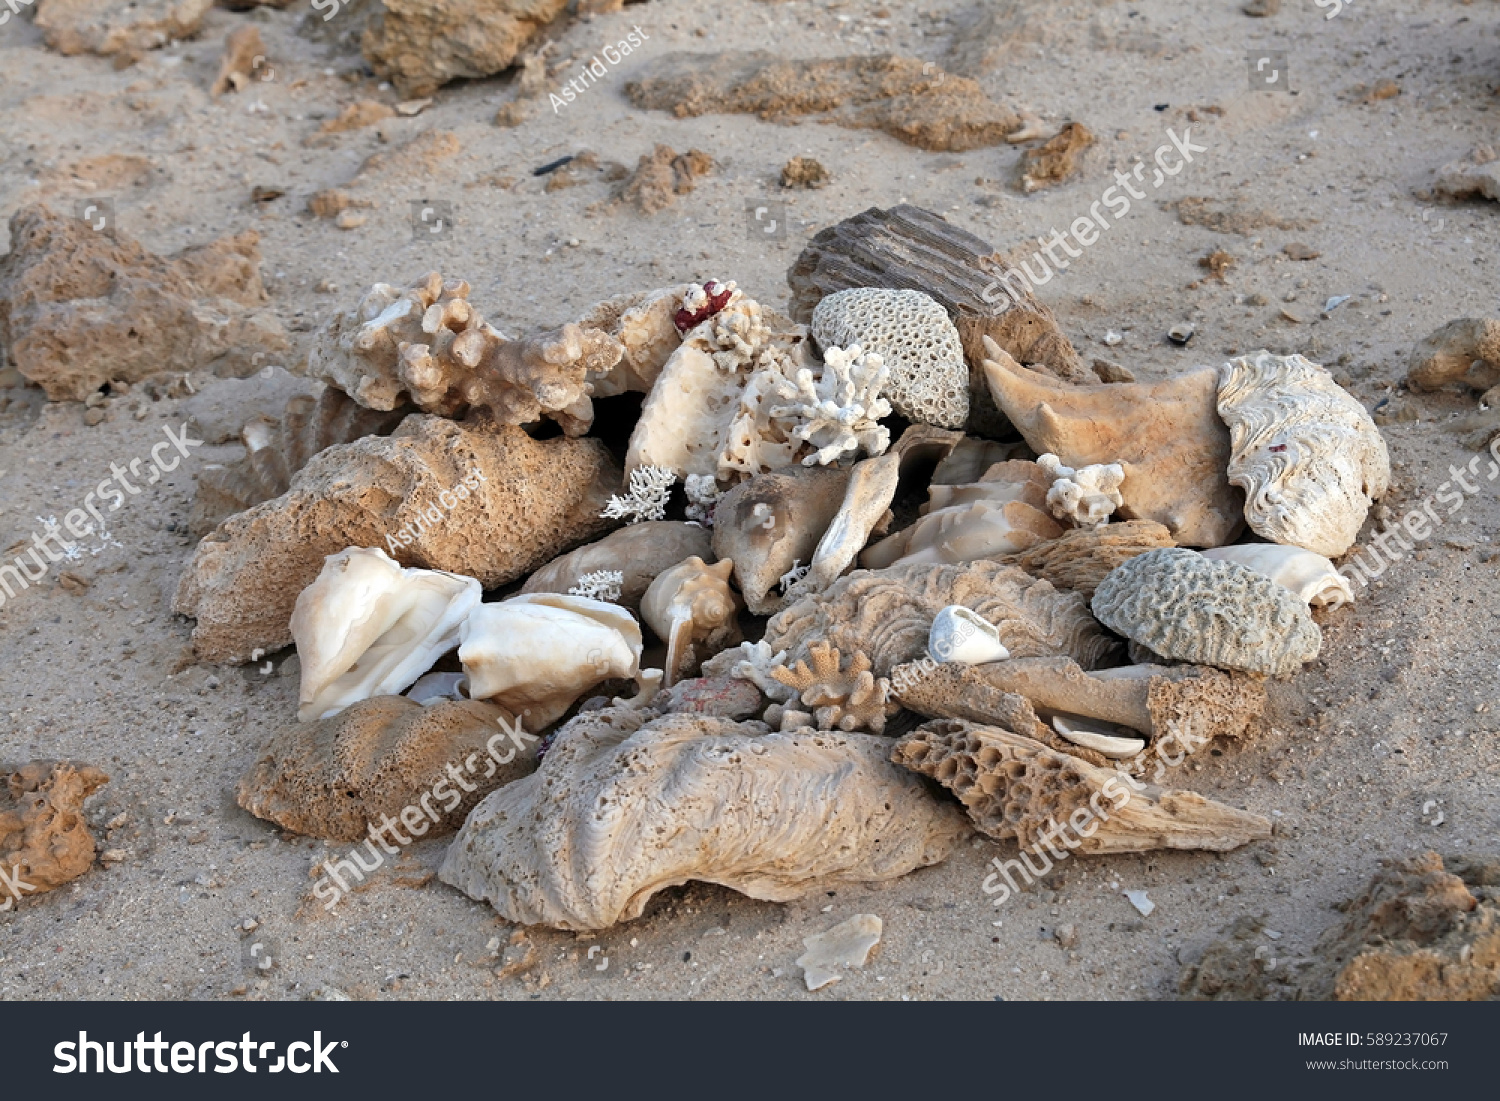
439, 707, 970, 930
811, 288, 968, 428
361, 0, 571, 98
0, 206, 287, 401
237, 697, 536, 842
174, 417, 620, 663
1091, 548, 1321, 677
1000, 520, 1176, 598
0, 760, 109, 897
35, 0, 213, 57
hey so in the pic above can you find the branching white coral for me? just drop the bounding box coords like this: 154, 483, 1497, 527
779, 559, 809, 594
700, 640, 796, 703
769, 344, 893, 466
603, 465, 677, 523
1037, 453, 1125, 528
683, 473, 722, 526
568, 570, 624, 602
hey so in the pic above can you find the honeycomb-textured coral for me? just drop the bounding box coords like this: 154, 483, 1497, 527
237, 697, 535, 842
765, 560, 1119, 678
438, 707, 970, 930
1091, 548, 1320, 676
0, 760, 109, 896
811, 287, 969, 428
1000, 520, 1175, 597
769, 641, 894, 733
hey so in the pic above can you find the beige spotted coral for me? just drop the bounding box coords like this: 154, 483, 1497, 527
811, 287, 969, 428
769, 641, 895, 734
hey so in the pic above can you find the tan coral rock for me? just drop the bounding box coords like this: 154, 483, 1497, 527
786, 204, 1091, 391
766, 560, 1119, 678
998, 520, 1176, 598
641, 557, 741, 687
983, 338, 1242, 546
626, 53, 1020, 153
360, 0, 569, 98
1406, 318, 1500, 395
174, 418, 619, 664
522, 521, 714, 611
1092, 548, 1320, 676
1434, 145, 1500, 203
0, 760, 109, 897
306, 273, 621, 436
35, 0, 212, 57
438, 707, 970, 931
893, 719, 1271, 854
1217, 352, 1390, 558
712, 464, 851, 615
237, 697, 535, 842
211, 24, 269, 97
1019, 122, 1095, 192
190, 388, 411, 536
770, 641, 894, 734
614, 146, 715, 214
576, 285, 694, 397
811, 288, 969, 428
0, 206, 287, 401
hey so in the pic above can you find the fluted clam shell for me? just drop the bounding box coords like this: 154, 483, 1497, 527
1201, 544, 1353, 608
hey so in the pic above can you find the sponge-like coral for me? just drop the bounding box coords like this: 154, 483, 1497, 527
0, 760, 109, 897
769, 344, 893, 466
811, 288, 968, 428
237, 697, 536, 842
306, 272, 622, 436
1091, 547, 1320, 676
999, 520, 1175, 598
438, 707, 970, 930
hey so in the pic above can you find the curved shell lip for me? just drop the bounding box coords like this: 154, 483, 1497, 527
927, 604, 1011, 665
1199, 544, 1355, 608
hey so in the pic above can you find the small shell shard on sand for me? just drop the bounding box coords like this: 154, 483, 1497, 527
798, 914, 883, 991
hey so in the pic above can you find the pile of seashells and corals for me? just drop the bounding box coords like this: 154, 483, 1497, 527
181, 205, 1392, 932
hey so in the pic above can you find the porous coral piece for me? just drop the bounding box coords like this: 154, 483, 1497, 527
575, 284, 695, 397
983, 338, 1242, 546
712, 465, 852, 615
654, 675, 766, 720
0, 205, 286, 401
811, 288, 968, 428
306, 272, 622, 436
683, 474, 723, 525
861, 460, 1062, 568
601, 465, 676, 523
236, 697, 535, 842
438, 708, 970, 930
999, 519, 1176, 598
0, 760, 109, 897
1405, 318, 1500, 395
1037, 453, 1124, 528
360, 0, 570, 97
787, 204, 1090, 389
190, 388, 412, 536
521, 521, 714, 611
174, 418, 620, 663
34, 0, 212, 57
626, 52, 1021, 153
1092, 548, 1321, 676
769, 344, 892, 466
641, 557, 741, 687
1217, 352, 1391, 558
769, 641, 894, 734
766, 560, 1119, 679
893, 719, 1271, 854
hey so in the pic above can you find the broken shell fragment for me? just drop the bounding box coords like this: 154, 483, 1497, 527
1200, 544, 1353, 608
783, 452, 901, 601
928, 605, 1010, 664
458, 594, 657, 729
1216, 351, 1391, 558
640, 556, 741, 687
291, 547, 481, 722
438, 708, 970, 931
1051, 714, 1147, 759
798, 914, 883, 991
1092, 548, 1321, 676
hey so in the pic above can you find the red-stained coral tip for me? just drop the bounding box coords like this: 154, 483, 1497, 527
673, 280, 734, 332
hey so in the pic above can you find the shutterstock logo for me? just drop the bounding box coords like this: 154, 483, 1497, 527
55, 1032, 346, 1074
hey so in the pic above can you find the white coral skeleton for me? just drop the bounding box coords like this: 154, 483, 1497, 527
683, 473, 722, 525
1037, 453, 1125, 528
602, 465, 677, 523
779, 559, 809, 594
769, 344, 893, 466
568, 570, 624, 603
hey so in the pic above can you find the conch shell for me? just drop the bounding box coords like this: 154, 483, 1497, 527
712, 464, 849, 615
1201, 544, 1353, 608
641, 557, 742, 687
458, 594, 660, 729
291, 547, 481, 722
1216, 352, 1390, 558
981, 336, 1243, 546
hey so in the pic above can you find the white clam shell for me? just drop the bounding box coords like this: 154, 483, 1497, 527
1200, 544, 1353, 608
927, 605, 1010, 664
1051, 713, 1147, 759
